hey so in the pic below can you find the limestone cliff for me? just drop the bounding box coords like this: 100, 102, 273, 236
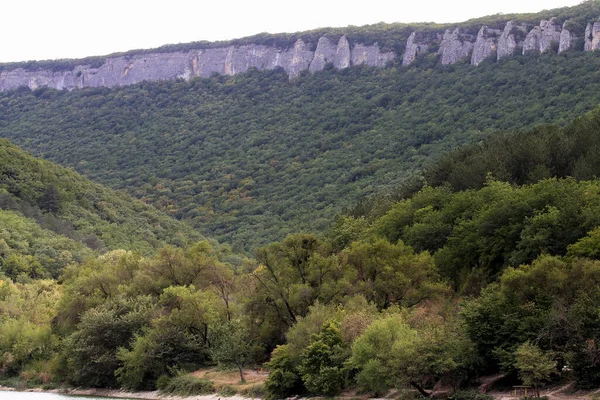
439, 29, 475, 65
0, 37, 392, 91
522, 18, 562, 54
402, 31, 437, 65
2, 12, 600, 92
559, 22, 577, 54
585, 22, 600, 51
497, 21, 527, 60
471, 26, 501, 66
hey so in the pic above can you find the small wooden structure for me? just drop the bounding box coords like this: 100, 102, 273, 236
513, 385, 533, 398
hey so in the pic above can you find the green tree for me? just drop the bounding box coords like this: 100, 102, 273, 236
514, 342, 555, 397
209, 319, 251, 383
63, 296, 153, 387
264, 345, 304, 400
298, 321, 347, 396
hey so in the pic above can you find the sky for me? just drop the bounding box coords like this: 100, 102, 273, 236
0, 0, 584, 63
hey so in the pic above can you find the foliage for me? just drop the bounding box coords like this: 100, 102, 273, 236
62, 296, 154, 387
3, 51, 600, 251
219, 385, 238, 397
350, 313, 475, 395
298, 321, 347, 396
0, 139, 203, 278
240, 383, 266, 398
514, 342, 556, 394
209, 320, 252, 382
264, 345, 304, 400
371, 178, 600, 291
462, 255, 600, 387
159, 374, 215, 396
450, 390, 494, 400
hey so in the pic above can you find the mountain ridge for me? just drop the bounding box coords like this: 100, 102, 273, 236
0, 2, 599, 90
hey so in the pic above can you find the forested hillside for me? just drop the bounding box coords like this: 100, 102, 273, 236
6, 3, 600, 396
2, 50, 600, 251
5, 107, 600, 397
0, 139, 203, 279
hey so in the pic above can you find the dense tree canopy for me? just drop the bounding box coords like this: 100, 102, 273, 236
3, 50, 600, 251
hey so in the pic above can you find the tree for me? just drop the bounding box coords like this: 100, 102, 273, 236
514, 342, 555, 397
63, 296, 153, 387
264, 344, 304, 400
350, 314, 475, 396
39, 184, 61, 214
209, 319, 251, 383
298, 321, 346, 396
341, 238, 448, 309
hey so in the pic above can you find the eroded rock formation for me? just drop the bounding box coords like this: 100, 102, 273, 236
585, 22, 600, 51
439, 29, 475, 65
471, 26, 502, 66
2, 14, 600, 92
0, 37, 393, 91
402, 31, 437, 65
523, 18, 562, 54
559, 22, 577, 53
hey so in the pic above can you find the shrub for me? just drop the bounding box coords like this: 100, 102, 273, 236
450, 390, 494, 400
155, 374, 171, 391
220, 385, 238, 397
159, 375, 215, 396
241, 383, 266, 398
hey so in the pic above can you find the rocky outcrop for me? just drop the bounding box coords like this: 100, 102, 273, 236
335, 36, 351, 69
497, 21, 526, 60
0, 37, 394, 91
309, 36, 353, 72
402, 32, 436, 65
558, 22, 577, 53
309, 37, 336, 73
471, 26, 501, 66
351, 43, 395, 67
585, 22, 600, 51
6, 14, 600, 92
523, 18, 562, 54
439, 29, 475, 65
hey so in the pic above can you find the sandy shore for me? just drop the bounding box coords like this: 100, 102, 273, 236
0, 386, 257, 400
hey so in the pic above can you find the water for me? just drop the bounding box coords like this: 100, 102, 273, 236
0, 392, 133, 400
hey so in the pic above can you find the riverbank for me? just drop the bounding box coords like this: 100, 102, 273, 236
0, 386, 257, 400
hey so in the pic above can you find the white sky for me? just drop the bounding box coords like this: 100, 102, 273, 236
0, 0, 584, 63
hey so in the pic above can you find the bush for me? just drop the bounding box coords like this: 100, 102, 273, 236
155, 374, 171, 391
449, 390, 494, 400
264, 345, 304, 400
220, 385, 238, 397
240, 383, 266, 398
159, 375, 215, 396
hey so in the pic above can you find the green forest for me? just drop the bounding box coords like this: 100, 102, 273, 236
4, 2, 600, 398
5, 105, 600, 398
3, 50, 600, 251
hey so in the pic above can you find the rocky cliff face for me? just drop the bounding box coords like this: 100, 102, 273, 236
585, 22, 600, 51
559, 22, 577, 54
471, 26, 501, 66
0, 14, 598, 92
439, 29, 475, 65
522, 18, 562, 54
402, 31, 437, 65
497, 21, 527, 60
0, 37, 392, 91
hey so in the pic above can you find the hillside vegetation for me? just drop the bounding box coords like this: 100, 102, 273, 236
5, 4, 600, 396
5, 108, 600, 397
3, 50, 600, 251
0, 139, 203, 278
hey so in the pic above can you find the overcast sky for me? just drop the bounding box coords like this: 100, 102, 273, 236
0, 0, 584, 63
